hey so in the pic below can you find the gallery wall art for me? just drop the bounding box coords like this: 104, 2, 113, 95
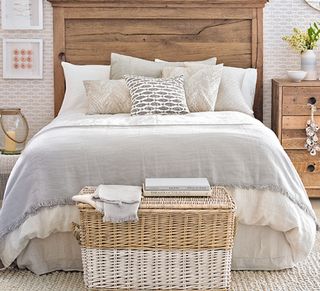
1, 0, 43, 30
3, 39, 43, 79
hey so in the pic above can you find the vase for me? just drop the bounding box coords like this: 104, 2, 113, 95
301, 50, 317, 80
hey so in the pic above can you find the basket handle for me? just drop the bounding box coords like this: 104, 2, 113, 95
72, 222, 81, 244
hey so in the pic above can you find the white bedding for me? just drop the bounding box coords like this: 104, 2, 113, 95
0, 111, 317, 273
8, 187, 315, 274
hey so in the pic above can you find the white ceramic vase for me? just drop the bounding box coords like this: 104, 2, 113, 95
301, 50, 317, 80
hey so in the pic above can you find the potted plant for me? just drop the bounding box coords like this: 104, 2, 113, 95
283, 22, 320, 80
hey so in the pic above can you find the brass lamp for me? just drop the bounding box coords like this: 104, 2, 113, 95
0, 108, 29, 155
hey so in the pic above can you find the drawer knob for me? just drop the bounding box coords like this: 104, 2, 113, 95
307, 164, 316, 172
308, 97, 317, 105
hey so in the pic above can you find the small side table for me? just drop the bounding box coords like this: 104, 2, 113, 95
0, 154, 20, 201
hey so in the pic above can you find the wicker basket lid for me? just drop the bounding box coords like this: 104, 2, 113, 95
77, 186, 235, 210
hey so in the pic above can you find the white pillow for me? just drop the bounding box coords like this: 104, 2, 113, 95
59, 62, 110, 115
155, 57, 217, 66
162, 64, 223, 112
214, 66, 257, 115
241, 68, 257, 109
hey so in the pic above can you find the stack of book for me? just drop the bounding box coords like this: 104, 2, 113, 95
143, 178, 212, 197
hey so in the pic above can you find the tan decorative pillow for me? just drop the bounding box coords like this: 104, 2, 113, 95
110, 53, 218, 80
155, 57, 217, 66
84, 79, 131, 114
110, 53, 165, 80
162, 64, 223, 112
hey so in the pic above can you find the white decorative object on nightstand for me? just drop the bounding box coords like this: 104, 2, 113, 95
0, 154, 20, 200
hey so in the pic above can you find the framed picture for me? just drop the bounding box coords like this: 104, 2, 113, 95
1, 0, 43, 30
3, 39, 43, 79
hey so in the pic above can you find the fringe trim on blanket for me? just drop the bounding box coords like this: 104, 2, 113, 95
0, 184, 319, 242
0, 198, 75, 240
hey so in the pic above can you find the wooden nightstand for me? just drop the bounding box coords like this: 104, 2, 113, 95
272, 79, 320, 198
0, 154, 20, 201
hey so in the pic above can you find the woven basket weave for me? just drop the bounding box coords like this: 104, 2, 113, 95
76, 186, 236, 290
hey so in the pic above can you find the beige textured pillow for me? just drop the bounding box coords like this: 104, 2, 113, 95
162, 64, 223, 112
110, 53, 165, 80
110, 53, 218, 80
215, 66, 254, 116
155, 57, 217, 66
84, 79, 131, 114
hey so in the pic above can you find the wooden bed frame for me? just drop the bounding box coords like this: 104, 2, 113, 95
48, 0, 267, 121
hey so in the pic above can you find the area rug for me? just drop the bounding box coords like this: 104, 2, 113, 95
0, 209, 319, 291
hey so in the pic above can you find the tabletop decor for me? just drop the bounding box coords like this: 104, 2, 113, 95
0, 108, 29, 155
1, 0, 43, 30
3, 39, 43, 79
283, 22, 320, 80
305, 0, 320, 11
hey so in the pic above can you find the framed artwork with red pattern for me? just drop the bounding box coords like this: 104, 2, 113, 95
3, 39, 43, 79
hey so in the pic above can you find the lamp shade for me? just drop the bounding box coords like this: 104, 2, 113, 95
0, 108, 29, 155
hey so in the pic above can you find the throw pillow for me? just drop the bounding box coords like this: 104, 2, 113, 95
60, 62, 110, 114
124, 75, 189, 115
110, 53, 165, 80
84, 80, 131, 114
162, 64, 223, 112
214, 66, 255, 115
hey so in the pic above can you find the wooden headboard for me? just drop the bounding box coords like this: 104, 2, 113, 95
48, 0, 267, 121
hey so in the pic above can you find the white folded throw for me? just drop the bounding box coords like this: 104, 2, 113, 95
72, 193, 96, 208
93, 185, 142, 223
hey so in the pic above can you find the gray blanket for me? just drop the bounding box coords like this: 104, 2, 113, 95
0, 112, 317, 241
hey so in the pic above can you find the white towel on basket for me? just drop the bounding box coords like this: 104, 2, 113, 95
72, 185, 142, 223
94, 185, 142, 223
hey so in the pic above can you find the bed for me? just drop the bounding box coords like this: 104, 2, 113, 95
0, 0, 318, 275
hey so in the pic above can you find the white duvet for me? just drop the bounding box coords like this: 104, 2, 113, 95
0, 112, 317, 272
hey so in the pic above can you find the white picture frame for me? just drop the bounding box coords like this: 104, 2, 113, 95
1, 0, 43, 30
3, 39, 43, 80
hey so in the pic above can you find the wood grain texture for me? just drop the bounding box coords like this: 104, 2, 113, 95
283, 87, 320, 116
271, 79, 282, 138
272, 79, 320, 197
48, 0, 267, 8
306, 189, 320, 198
282, 116, 320, 129
282, 129, 306, 149
48, 0, 267, 120
65, 19, 252, 66
287, 150, 320, 192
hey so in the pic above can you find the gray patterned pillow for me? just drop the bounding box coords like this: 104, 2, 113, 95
124, 75, 189, 115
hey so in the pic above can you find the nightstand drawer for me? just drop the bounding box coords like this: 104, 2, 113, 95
283, 87, 320, 115
286, 150, 320, 188
281, 116, 320, 149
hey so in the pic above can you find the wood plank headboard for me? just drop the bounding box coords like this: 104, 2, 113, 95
48, 0, 267, 121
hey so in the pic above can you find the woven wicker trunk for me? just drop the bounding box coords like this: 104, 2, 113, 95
76, 186, 236, 291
